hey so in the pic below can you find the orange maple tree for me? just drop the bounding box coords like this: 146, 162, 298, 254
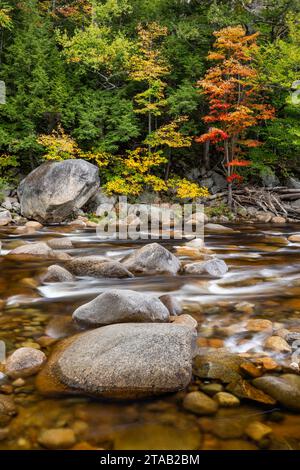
196, 26, 275, 206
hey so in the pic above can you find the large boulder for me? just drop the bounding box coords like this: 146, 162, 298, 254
37, 323, 196, 399
72, 289, 170, 327
122, 243, 180, 275
18, 159, 100, 223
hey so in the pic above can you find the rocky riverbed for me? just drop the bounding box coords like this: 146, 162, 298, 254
1, 221, 300, 450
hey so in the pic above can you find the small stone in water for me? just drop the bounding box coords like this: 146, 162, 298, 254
0, 395, 17, 426
245, 421, 272, 442
226, 380, 276, 405
183, 391, 218, 415
253, 357, 280, 372
235, 302, 255, 314
285, 332, 300, 344
6, 347, 46, 378
240, 362, 263, 378
264, 336, 291, 353
274, 328, 290, 339
38, 428, 76, 449
172, 314, 197, 329
288, 234, 300, 243
214, 392, 240, 407
200, 383, 223, 396
246, 319, 273, 333
12, 378, 25, 387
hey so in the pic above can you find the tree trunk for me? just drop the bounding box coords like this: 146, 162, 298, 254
224, 140, 232, 209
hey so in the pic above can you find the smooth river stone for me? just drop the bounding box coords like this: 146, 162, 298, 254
37, 323, 196, 399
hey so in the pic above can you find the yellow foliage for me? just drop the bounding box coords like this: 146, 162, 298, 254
38, 126, 78, 160
168, 178, 210, 199
124, 147, 167, 173
38, 126, 111, 167
105, 177, 142, 196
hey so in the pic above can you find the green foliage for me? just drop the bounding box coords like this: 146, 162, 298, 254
0, 0, 299, 193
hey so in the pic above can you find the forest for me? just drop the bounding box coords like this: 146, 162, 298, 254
0, 0, 299, 202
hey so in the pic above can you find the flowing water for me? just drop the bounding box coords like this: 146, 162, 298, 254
1, 223, 300, 450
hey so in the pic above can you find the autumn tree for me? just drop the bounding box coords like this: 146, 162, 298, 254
129, 22, 169, 138
196, 26, 275, 206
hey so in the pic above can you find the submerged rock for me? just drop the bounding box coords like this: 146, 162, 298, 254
214, 392, 240, 408
264, 336, 291, 353
18, 159, 100, 223
226, 379, 276, 405
0, 395, 17, 426
72, 289, 170, 327
8, 242, 54, 258
204, 223, 234, 233
253, 374, 300, 411
183, 391, 218, 415
38, 428, 76, 450
172, 314, 197, 329
6, 347, 46, 378
193, 351, 244, 383
41, 265, 75, 283
122, 243, 180, 275
47, 238, 74, 250
66, 257, 133, 278
184, 258, 228, 277
37, 323, 196, 399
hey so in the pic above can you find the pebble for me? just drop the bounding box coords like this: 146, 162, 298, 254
235, 302, 255, 314
240, 362, 263, 378
200, 383, 223, 396
246, 319, 273, 333
264, 336, 291, 353
12, 378, 25, 387
214, 392, 240, 407
6, 347, 46, 378
38, 428, 76, 449
271, 216, 286, 224
172, 314, 198, 329
252, 357, 280, 371
0, 395, 17, 426
274, 328, 290, 339
245, 421, 272, 442
25, 221, 43, 229
183, 391, 218, 415
253, 374, 300, 411
226, 379, 276, 405
288, 234, 300, 243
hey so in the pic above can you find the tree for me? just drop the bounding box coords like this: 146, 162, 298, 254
0, 0, 69, 174
196, 25, 275, 206
129, 22, 169, 137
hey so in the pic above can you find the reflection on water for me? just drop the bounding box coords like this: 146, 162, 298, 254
0, 223, 300, 449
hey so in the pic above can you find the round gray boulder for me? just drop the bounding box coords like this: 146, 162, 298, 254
18, 159, 100, 223
38, 323, 196, 399
122, 243, 180, 275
